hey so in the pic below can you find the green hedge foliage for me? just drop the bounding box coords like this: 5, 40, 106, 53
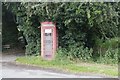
2, 2, 119, 64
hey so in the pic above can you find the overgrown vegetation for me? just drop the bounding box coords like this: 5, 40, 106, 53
56, 45, 93, 62
2, 2, 119, 64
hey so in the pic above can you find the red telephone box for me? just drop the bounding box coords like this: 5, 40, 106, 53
40, 22, 57, 60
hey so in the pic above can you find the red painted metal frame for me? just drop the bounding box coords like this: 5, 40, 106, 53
41, 22, 57, 60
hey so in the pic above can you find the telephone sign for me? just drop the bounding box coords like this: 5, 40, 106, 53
40, 22, 57, 60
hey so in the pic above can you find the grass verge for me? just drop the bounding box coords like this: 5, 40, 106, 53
16, 56, 118, 77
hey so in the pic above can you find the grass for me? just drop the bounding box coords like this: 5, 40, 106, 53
16, 56, 118, 77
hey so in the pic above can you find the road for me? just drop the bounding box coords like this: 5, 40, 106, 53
0, 53, 111, 78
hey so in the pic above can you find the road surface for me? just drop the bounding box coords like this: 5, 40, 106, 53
0, 53, 111, 78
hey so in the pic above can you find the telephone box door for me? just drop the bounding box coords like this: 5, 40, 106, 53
41, 22, 57, 60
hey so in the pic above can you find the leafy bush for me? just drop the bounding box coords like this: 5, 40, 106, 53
56, 39, 119, 64
56, 47, 68, 60
102, 37, 119, 49
56, 45, 93, 62
97, 48, 118, 64
95, 37, 119, 64
67, 45, 93, 61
